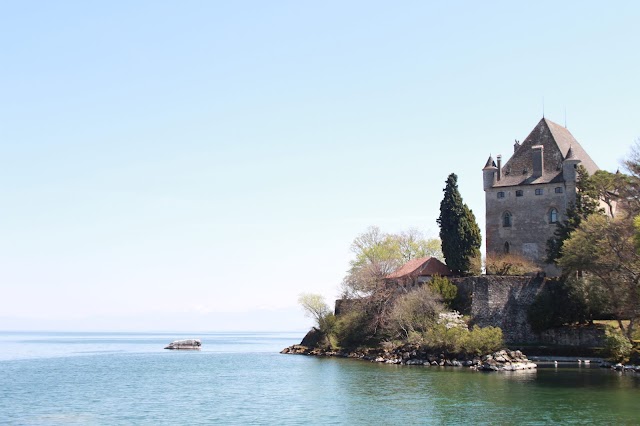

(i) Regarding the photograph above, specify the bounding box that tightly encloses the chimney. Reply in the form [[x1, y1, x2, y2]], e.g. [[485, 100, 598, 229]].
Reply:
[[496, 155, 502, 181], [532, 145, 544, 178]]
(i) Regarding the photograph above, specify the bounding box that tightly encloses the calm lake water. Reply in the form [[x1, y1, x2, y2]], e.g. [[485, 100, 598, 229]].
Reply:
[[1, 331, 639, 425]]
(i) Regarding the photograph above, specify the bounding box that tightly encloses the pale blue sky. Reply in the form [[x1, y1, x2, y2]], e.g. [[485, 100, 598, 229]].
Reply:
[[1, 1, 638, 331]]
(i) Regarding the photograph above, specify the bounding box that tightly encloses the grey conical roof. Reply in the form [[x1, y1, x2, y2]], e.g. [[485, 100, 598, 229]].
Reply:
[[565, 145, 575, 160], [483, 155, 497, 169]]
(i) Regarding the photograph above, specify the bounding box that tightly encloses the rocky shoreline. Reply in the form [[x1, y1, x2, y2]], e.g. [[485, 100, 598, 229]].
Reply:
[[281, 344, 537, 372]]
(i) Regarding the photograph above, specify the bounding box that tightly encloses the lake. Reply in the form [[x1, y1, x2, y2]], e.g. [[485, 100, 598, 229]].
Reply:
[[0, 331, 638, 425]]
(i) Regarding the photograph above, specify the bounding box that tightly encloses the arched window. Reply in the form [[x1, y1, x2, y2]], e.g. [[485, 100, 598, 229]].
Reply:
[[549, 208, 558, 224], [504, 241, 510, 254], [502, 211, 512, 227]]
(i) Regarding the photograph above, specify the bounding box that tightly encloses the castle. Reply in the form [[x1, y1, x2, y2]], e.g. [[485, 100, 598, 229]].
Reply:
[[482, 118, 599, 275]]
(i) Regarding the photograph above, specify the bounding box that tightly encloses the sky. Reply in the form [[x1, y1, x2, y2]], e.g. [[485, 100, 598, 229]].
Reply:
[[1, 1, 639, 332]]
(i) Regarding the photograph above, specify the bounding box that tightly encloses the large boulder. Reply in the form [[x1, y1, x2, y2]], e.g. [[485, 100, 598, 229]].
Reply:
[[300, 328, 323, 347]]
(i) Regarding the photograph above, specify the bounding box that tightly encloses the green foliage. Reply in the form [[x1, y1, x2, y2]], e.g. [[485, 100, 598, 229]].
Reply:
[[603, 327, 633, 362], [335, 310, 373, 348], [395, 229, 444, 263], [422, 323, 503, 356], [424, 323, 467, 353], [566, 277, 612, 322], [463, 326, 504, 356], [319, 313, 337, 336], [342, 226, 442, 298], [428, 275, 457, 309], [622, 138, 640, 216], [527, 277, 610, 333], [546, 165, 602, 264], [558, 214, 640, 340], [437, 173, 482, 275], [527, 279, 580, 333], [298, 293, 332, 332], [590, 170, 633, 218]]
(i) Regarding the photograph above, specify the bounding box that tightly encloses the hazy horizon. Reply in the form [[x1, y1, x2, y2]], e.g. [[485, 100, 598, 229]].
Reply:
[[2, 1, 638, 331]]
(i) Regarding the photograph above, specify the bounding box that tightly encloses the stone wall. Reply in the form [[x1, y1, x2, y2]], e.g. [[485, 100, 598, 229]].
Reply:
[[453, 275, 605, 347], [538, 326, 606, 347]]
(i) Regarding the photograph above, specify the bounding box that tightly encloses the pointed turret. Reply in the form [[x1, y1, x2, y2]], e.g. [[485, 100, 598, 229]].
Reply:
[[483, 155, 498, 190], [483, 155, 497, 169], [565, 146, 575, 160], [562, 144, 581, 183]]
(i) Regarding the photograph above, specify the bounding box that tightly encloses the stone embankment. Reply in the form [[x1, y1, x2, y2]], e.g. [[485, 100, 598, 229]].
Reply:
[[281, 345, 537, 372]]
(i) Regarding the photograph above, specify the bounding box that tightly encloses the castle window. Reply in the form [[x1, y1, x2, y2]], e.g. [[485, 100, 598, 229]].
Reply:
[[516, 190, 523, 197], [504, 242, 510, 254], [535, 188, 543, 195], [502, 211, 512, 227], [555, 187, 563, 194], [549, 208, 558, 224], [497, 191, 505, 199]]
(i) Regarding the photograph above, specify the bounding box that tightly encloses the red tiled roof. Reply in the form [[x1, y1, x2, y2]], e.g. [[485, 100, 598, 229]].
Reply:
[[386, 256, 453, 279]]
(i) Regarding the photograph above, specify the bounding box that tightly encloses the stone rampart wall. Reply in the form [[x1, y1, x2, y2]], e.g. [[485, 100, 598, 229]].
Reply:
[[453, 275, 605, 347]]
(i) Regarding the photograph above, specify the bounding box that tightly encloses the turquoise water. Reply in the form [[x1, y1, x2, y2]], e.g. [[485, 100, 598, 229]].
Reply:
[[1, 332, 639, 425]]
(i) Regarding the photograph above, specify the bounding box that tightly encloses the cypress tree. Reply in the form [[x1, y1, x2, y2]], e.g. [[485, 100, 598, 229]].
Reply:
[[437, 173, 482, 275]]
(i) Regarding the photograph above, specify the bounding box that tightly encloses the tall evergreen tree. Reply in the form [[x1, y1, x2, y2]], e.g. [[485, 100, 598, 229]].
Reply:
[[437, 173, 482, 275]]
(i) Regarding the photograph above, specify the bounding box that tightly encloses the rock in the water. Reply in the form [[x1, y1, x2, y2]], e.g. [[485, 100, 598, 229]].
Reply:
[[164, 339, 201, 350], [300, 328, 322, 347]]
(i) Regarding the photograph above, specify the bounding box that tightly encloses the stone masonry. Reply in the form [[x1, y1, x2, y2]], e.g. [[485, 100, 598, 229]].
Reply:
[[483, 118, 599, 275], [454, 275, 605, 347]]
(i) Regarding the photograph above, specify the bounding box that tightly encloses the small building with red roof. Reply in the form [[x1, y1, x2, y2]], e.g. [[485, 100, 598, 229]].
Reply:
[[385, 256, 453, 288]]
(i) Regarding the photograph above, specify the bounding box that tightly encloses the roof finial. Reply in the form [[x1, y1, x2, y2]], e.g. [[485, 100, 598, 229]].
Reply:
[[542, 96, 545, 118]]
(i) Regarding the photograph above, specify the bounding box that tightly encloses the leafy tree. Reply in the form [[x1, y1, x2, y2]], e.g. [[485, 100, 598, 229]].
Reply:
[[436, 173, 482, 275], [558, 214, 640, 340], [341, 226, 442, 298], [622, 138, 640, 216], [396, 228, 443, 263], [590, 170, 633, 218], [337, 227, 444, 345], [546, 165, 601, 264], [527, 279, 579, 333], [298, 293, 334, 333], [527, 276, 610, 333]]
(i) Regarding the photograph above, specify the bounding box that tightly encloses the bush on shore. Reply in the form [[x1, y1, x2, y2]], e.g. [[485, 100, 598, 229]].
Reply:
[[603, 327, 633, 362]]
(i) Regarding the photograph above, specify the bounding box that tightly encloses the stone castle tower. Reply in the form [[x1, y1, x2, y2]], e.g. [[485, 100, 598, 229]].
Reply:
[[482, 118, 599, 275]]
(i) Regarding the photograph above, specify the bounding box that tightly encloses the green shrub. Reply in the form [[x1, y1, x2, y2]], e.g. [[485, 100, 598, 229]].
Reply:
[[420, 321, 503, 356], [319, 313, 337, 335], [462, 326, 503, 356], [603, 327, 633, 362], [423, 323, 466, 354], [428, 276, 457, 309], [335, 310, 371, 348]]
